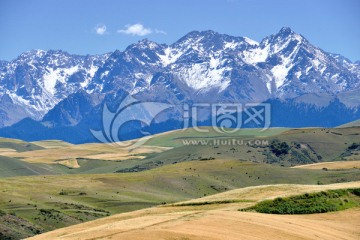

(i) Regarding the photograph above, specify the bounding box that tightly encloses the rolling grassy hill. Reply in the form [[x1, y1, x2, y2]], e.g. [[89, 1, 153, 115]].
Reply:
[[0, 126, 360, 239], [293, 160, 360, 170], [27, 182, 360, 240], [1, 159, 360, 239], [1, 126, 359, 178], [0, 138, 43, 152], [337, 119, 360, 128], [0, 156, 65, 178]]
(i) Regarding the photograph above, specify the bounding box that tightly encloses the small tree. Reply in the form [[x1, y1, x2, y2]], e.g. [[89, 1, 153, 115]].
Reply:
[[348, 143, 360, 150], [270, 140, 290, 156]]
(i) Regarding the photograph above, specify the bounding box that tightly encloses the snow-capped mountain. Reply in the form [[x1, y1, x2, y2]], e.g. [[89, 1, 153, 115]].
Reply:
[[88, 27, 360, 104], [0, 27, 359, 140], [0, 50, 109, 126], [258, 28, 360, 98]]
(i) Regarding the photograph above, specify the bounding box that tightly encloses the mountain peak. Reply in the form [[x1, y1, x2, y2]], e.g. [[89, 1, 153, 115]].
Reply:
[[262, 27, 304, 46], [272, 27, 304, 41], [279, 27, 294, 35], [178, 30, 216, 41], [17, 49, 46, 60], [199, 30, 217, 36], [174, 29, 249, 52], [128, 38, 160, 50], [137, 38, 153, 44]]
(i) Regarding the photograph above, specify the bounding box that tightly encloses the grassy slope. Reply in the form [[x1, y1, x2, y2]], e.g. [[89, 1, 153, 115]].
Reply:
[[28, 182, 360, 240], [30, 140, 73, 149], [0, 159, 360, 238], [337, 119, 360, 128], [0, 127, 360, 238], [83, 126, 360, 174], [273, 127, 360, 162], [0, 156, 67, 178], [144, 127, 360, 168], [0, 138, 43, 152], [293, 160, 360, 170], [1, 127, 359, 178], [0, 142, 168, 165]]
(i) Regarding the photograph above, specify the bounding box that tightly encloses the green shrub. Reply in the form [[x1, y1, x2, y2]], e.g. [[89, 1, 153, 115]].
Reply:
[[348, 142, 360, 150], [350, 188, 360, 196], [269, 140, 290, 156], [241, 188, 360, 214], [59, 190, 68, 195]]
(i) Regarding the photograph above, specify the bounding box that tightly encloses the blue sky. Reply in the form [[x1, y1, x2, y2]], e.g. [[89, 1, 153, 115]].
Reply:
[[0, 0, 359, 61]]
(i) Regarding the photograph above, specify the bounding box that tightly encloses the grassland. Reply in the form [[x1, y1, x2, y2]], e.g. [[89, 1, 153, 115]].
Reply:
[[0, 138, 43, 152], [1, 127, 360, 176], [146, 127, 360, 167], [1, 126, 360, 239], [0, 142, 169, 165], [0, 159, 359, 238], [337, 119, 360, 128], [0, 155, 65, 178], [27, 182, 360, 240], [293, 160, 360, 170], [30, 140, 73, 149]]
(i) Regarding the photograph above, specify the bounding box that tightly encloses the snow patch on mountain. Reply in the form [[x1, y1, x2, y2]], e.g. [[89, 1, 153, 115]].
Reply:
[[242, 45, 270, 64], [157, 47, 184, 67], [175, 62, 231, 92], [43, 66, 79, 94], [271, 64, 291, 88], [244, 37, 259, 46], [224, 41, 239, 50]]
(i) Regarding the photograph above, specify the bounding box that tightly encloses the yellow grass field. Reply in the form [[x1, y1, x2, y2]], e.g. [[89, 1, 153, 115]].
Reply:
[[293, 160, 360, 170], [0, 148, 16, 154], [28, 182, 360, 240], [0, 142, 171, 165], [31, 140, 73, 149]]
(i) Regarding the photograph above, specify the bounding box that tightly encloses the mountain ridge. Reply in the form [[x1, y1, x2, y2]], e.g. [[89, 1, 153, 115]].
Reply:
[[0, 27, 359, 142]]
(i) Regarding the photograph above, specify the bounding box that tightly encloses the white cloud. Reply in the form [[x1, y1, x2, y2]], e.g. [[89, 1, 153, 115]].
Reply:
[[94, 24, 107, 35], [117, 23, 166, 36], [155, 29, 167, 35]]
